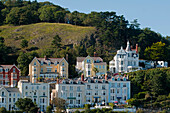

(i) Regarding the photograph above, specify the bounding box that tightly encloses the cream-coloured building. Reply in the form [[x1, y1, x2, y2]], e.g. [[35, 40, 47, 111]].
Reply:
[[0, 87, 21, 111], [0, 80, 50, 112], [76, 56, 107, 77], [29, 56, 68, 83], [18, 80, 50, 112]]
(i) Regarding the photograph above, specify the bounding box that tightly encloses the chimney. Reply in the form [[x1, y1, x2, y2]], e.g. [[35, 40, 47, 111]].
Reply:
[[94, 52, 97, 57], [44, 56, 47, 60], [57, 78, 59, 84], [81, 74, 84, 81], [105, 74, 108, 80], [136, 44, 138, 53]]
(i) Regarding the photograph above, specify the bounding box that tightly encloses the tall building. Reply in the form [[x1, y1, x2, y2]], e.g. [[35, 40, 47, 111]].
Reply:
[[0, 80, 50, 112], [76, 56, 107, 77], [109, 41, 141, 73], [29, 56, 68, 83], [0, 65, 20, 87], [51, 74, 130, 108]]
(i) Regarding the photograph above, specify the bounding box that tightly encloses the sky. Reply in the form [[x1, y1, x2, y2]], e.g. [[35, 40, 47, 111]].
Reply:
[[38, 0, 170, 37]]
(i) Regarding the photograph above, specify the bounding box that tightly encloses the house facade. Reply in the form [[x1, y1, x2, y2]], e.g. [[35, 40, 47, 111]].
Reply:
[[109, 41, 141, 73], [76, 56, 107, 77], [0, 65, 20, 87], [29, 56, 68, 83], [51, 74, 130, 108]]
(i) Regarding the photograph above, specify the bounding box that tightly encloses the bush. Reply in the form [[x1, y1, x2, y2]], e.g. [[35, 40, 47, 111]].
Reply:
[[136, 109, 144, 113], [0, 107, 7, 113], [84, 104, 91, 109]]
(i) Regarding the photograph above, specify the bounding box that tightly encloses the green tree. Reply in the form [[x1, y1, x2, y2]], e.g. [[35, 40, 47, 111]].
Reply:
[[51, 34, 62, 48], [20, 39, 28, 48], [46, 105, 53, 113], [0, 107, 7, 113], [144, 41, 167, 61], [92, 67, 99, 76], [0, 37, 8, 63], [52, 97, 68, 113], [15, 98, 38, 113]]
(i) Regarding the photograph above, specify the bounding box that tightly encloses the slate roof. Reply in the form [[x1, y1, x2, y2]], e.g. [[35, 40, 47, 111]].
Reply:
[[36, 58, 63, 64], [77, 57, 103, 62], [5, 87, 20, 92]]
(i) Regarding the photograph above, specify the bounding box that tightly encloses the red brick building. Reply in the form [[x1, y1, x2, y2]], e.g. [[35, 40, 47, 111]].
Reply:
[[0, 65, 20, 87]]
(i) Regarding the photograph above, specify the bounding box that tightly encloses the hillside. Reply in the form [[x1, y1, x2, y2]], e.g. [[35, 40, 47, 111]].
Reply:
[[0, 23, 96, 50]]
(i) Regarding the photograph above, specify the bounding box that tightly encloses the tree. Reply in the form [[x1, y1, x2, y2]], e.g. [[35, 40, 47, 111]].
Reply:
[[21, 39, 28, 48], [15, 98, 38, 113], [0, 37, 8, 63], [0, 107, 7, 113], [51, 34, 62, 48], [46, 105, 53, 113], [144, 41, 167, 61], [92, 67, 99, 76], [52, 97, 68, 113]]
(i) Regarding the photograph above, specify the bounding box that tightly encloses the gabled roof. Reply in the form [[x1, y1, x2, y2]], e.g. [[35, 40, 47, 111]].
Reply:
[[77, 56, 103, 62], [0, 87, 20, 93], [31, 57, 67, 64], [0, 64, 20, 71]]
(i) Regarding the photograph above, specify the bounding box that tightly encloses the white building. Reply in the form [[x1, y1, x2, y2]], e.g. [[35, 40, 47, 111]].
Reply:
[[0, 87, 21, 111], [109, 41, 141, 73], [51, 74, 130, 108], [0, 80, 50, 112]]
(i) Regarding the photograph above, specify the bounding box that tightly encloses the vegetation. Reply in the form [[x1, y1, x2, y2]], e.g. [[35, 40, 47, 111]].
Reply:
[[127, 67, 170, 109], [52, 97, 68, 113], [15, 98, 39, 113], [46, 105, 53, 113], [0, 107, 7, 113]]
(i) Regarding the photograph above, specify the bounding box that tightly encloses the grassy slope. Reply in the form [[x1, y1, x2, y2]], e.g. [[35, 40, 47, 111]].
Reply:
[[0, 23, 96, 50]]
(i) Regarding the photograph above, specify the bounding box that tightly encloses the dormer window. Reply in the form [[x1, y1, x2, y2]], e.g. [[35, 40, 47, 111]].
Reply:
[[41, 61, 43, 65], [5, 69, 8, 72], [70, 80, 73, 84], [48, 61, 51, 66], [55, 61, 58, 66], [62, 62, 64, 66], [34, 62, 36, 66], [87, 59, 91, 63], [95, 80, 98, 83], [78, 81, 81, 84], [117, 78, 120, 81], [123, 78, 126, 81], [88, 80, 91, 83], [62, 80, 65, 84], [102, 80, 105, 83], [112, 78, 115, 81], [96, 59, 100, 63], [13, 68, 15, 73]]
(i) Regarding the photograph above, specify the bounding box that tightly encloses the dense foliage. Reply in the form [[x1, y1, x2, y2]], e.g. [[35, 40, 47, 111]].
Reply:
[[127, 68, 170, 109], [0, 0, 169, 77]]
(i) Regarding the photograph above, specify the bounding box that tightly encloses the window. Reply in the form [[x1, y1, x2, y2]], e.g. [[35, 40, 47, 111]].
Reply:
[[95, 91, 98, 95], [88, 71, 90, 75], [13, 68, 15, 73], [103, 91, 106, 95], [87, 85, 91, 89], [112, 96, 114, 100], [17, 93, 20, 97], [5, 69, 8, 72], [26, 86, 28, 89], [9, 98, 11, 102], [70, 93, 73, 97], [117, 89, 120, 93], [121, 67, 123, 71], [43, 98, 45, 103], [41, 68, 43, 72], [121, 61, 124, 65], [103, 65, 105, 69], [99, 65, 101, 69], [34, 62, 36, 66], [70, 86, 73, 90], [96, 65, 98, 68], [62, 62, 64, 66], [9, 93, 11, 97], [13, 98, 15, 102], [95, 85, 98, 89], [2, 98, 4, 103], [111, 89, 115, 93], [111, 83, 115, 87], [0, 74, 3, 79], [77, 93, 81, 97], [47, 68, 51, 72], [0, 69, 2, 72], [123, 83, 126, 87], [32, 86, 34, 90], [102, 85, 105, 89], [43, 86, 46, 90], [13, 93, 15, 97], [87, 59, 91, 63], [34, 67, 36, 72], [88, 65, 91, 68], [62, 67, 64, 71], [128, 53, 130, 57], [62, 86, 65, 90], [2, 92, 4, 96], [77, 86, 80, 91], [76, 100, 80, 104], [134, 61, 136, 66], [48, 61, 51, 66], [70, 100, 73, 104], [117, 83, 120, 87], [124, 96, 126, 100], [34, 92, 36, 95], [41, 61, 43, 65], [55, 62, 57, 65], [124, 89, 127, 94], [5, 74, 8, 79], [55, 68, 57, 72], [43, 92, 45, 96], [34, 98, 36, 102], [37, 86, 39, 90], [25, 92, 28, 96]]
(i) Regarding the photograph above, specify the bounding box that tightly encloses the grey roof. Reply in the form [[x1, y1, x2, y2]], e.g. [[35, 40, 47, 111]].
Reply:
[[5, 87, 20, 92], [37, 58, 63, 64], [77, 57, 103, 62]]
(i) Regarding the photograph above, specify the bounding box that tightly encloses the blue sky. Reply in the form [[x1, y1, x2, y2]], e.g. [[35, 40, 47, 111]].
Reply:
[[38, 0, 170, 37]]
